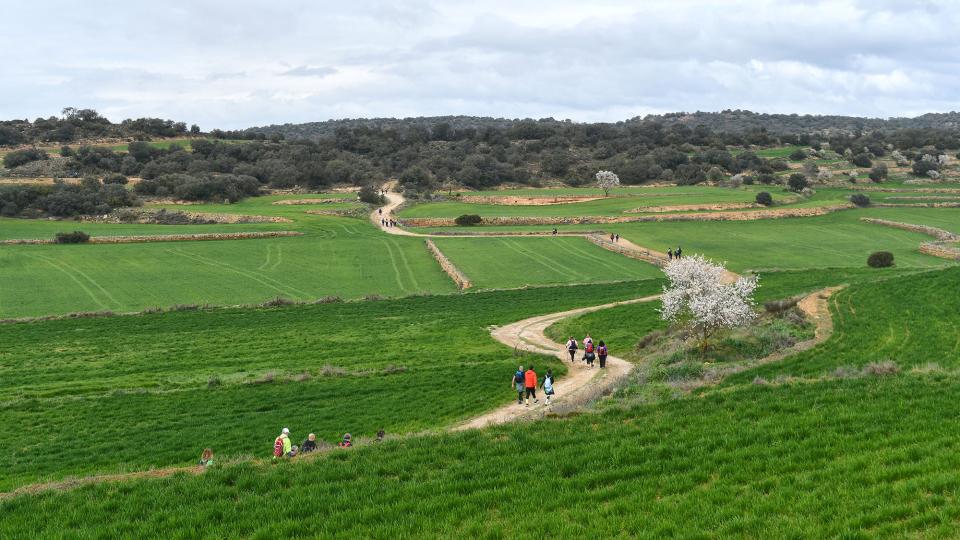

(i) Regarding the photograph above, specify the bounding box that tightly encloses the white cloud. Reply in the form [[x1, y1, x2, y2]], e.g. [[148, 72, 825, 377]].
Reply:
[[0, 0, 958, 128]]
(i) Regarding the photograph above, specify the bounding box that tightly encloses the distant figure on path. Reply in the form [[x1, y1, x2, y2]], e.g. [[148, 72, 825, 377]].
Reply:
[[610, 233, 615, 242], [199, 448, 214, 466], [667, 248, 673, 260], [302, 433, 318, 453], [524, 366, 539, 406], [566, 337, 578, 362], [376, 428, 385, 443], [338, 433, 353, 448], [615, 234, 620, 242], [584, 338, 595, 368], [512, 366, 526, 404], [676, 247, 682, 259], [597, 341, 608, 369], [552, 228, 558, 236], [541, 368, 555, 405], [274, 427, 292, 459]]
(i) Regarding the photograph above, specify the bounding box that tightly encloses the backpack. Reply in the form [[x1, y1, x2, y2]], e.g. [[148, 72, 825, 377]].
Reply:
[[585, 342, 594, 353], [567, 340, 577, 350], [514, 371, 524, 384], [273, 436, 284, 457], [598, 345, 607, 356]]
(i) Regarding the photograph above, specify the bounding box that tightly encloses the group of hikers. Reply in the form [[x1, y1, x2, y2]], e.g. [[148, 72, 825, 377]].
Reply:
[[272, 427, 385, 459], [377, 208, 397, 227], [565, 334, 609, 368], [511, 365, 556, 406], [667, 246, 683, 260], [608, 233, 620, 243]]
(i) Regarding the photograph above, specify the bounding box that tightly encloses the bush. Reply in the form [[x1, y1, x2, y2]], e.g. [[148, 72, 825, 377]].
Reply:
[[454, 214, 482, 226], [867, 251, 894, 268], [53, 231, 91, 244], [755, 191, 773, 206], [868, 163, 888, 183], [787, 173, 809, 193], [103, 173, 128, 185], [3, 148, 48, 168], [849, 193, 871, 207], [850, 153, 873, 168], [358, 184, 385, 205], [788, 148, 807, 161]]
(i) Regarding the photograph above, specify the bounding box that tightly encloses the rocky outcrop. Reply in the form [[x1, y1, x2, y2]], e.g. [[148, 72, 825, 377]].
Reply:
[[424, 239, 472, 290]]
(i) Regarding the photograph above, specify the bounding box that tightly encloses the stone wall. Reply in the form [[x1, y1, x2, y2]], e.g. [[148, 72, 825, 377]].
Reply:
[[424, 239, 472, 290], [1, 231, 303, 245]]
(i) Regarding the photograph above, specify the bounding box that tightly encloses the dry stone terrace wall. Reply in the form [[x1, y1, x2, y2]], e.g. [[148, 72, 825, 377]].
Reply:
[[456, 195, 605, 205], [624, 202, 759, 213], [424, 239, 472, 290], [0, 231, 303, 245], [861, 217, 960, 262]]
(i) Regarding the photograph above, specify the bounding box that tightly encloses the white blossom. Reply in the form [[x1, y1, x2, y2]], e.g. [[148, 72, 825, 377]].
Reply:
[[595, 170, 620, 196], [927, 170, 941, 180], [938, 154, 950, 166], [891, 150, 910, 166], [660, 255, 758, 352], [817, 170, 833, 181]]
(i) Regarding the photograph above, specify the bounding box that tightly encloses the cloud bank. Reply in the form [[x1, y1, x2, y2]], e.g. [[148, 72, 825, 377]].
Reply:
[[1, 0, 958, 129]]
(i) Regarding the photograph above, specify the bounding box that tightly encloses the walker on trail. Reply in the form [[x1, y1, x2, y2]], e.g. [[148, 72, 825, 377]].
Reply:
[[512, 366, 525, 404], [566, 337, 578, 362], [524, 366, 539, 406], [541, 369, 555, 405], [597, 341, 608, 369], [584, 339, 596, 368]]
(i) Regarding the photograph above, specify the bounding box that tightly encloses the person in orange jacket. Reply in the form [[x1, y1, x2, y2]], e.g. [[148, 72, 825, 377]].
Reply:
[[524, 366, 539, 406]]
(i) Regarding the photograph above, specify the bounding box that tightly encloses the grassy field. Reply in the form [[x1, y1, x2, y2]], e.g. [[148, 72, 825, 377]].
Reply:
[[5, 373, 960, 537], [433, 236, 663, 288], [418, 207, 960, 272], [0, 280, 663, 491]]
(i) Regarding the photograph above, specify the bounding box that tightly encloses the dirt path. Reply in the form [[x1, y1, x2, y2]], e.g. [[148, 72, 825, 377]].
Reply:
[[454, 294, 662, 430]]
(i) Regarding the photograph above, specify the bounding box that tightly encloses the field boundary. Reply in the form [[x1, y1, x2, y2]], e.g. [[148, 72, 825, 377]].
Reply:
[[0, 231, 303, 245], [424, 239, 472, 290], [860, 217, 960, 261]]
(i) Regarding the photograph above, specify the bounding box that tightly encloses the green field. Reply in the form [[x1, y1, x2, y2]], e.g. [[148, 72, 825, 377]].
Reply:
[[433, 236, 663, 288], [0, 280, 663, 491]]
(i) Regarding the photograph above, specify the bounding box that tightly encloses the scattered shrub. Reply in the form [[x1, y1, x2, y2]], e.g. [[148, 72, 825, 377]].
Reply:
[[2, 148, 48, 168], [53, 231, 90, 244], [207, 376, 223, 388], [862, 361, 900, 376], [867, 251, 894, 268], [260, 296, 296, 307], [868, 163, 888, 183], [455, 214, 482, 226], [787, 173, 809, 193], [358, 185, 385, 205], [788, 148, 807, 161], [314, 296, 343, 304], [755, 191, 773, 206], [103, 173, 129, 185], [850, 153, 873, 168], [849, 193, 871, 207]]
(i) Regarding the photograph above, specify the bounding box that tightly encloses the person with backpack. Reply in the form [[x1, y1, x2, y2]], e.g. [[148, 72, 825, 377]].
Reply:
[[676, 246, 682, 259], [565, 337, 578, 362], [524, 366, 539, 406], [198, 448, 214, 467], [511, 366, 525, 404], [667, 248, 673, 261], [338, 433, 352, 448], [597, 340, 608, 369], [584, 339, 596, 368], [541, 368, 555, 405], [274, 427, 292, 459]]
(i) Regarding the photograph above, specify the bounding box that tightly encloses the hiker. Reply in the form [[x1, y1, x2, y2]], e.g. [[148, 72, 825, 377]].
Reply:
[[199, 448, 214, 466], [376, 429, 385, 443], [512, 366, 525, 404], [615, 234, 620, 242], [541, 368, 555, 405], [610, 233, 615, 242], [378, 208, 382, 215], [566, 337, 578, 362], [302, 433, 318, 453], [552, 228, 558, 236], [597, 340, 608, 369], [274, 427, 292, 459], [667, 248, 673, 260], [584, 338, 596, 368], [338, 433, 353, 448], [524, 366, 539, 406], [676, 246, 682, 259]]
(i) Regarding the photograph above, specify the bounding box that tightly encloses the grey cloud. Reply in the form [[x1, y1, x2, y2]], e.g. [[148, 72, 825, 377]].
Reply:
[[282, 66, 338, 77]]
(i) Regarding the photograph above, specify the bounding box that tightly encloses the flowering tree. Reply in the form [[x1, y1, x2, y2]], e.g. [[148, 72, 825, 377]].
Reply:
[[660, 255, 758, 354], [595, 170, 620, 197]]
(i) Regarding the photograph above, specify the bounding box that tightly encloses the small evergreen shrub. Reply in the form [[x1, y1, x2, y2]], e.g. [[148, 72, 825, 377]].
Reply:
[[849, 193, 871, 207], [867, 251, 894, 268], [53, 231, 90, 244], [455, 214, 482, 226], [755, 192, 773, 206]]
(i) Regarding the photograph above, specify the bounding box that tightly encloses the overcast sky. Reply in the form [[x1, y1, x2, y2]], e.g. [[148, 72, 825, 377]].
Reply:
[[2, 0, 958, 129]]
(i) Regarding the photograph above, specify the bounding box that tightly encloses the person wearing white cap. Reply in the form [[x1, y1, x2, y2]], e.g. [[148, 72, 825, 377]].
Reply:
[[273, 427, 292, 458]]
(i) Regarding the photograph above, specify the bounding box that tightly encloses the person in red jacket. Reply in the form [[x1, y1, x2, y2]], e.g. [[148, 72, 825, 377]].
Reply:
[[524, 366, 539, 406]]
